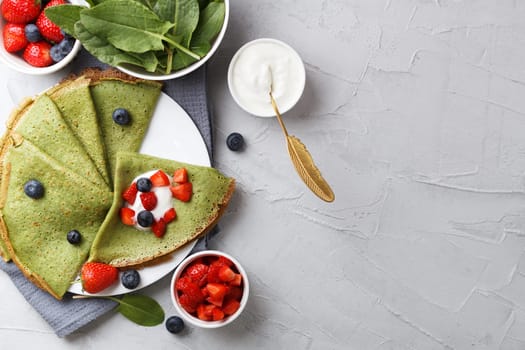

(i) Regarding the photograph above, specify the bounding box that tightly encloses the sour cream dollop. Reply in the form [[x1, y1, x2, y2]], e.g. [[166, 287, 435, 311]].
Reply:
[[227, 38, 306, 117]]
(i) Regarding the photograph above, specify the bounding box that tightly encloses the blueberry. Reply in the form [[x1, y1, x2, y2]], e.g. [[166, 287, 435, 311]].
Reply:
[[121, 269, 140, 289], [112, 108, 131, 125], [226, 132, 244, 151], [136, 177, 152, 192], [165, 316, 185, 334], [137, 210, 154, 227], [50, 38, 75, 62], [23, 179, 44, 199], [66, 230, 81, 244], [24, 24, 41, 43]]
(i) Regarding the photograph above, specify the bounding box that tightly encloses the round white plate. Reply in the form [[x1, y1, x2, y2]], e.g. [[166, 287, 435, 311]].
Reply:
[[68, 92, 211, 296]]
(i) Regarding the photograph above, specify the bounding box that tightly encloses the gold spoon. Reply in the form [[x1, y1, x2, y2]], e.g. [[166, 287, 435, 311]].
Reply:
[[268, 70, 335, 202]]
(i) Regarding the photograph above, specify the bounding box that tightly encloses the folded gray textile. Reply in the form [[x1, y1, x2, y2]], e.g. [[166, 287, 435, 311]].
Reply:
[[0, 49, 215, 337]]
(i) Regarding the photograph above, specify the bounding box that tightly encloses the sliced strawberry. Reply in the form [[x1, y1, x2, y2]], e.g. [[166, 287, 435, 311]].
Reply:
[[225, 286, 243, 301], [230, 273, 242, 287], [122, 182, 138, 204], [178, 293, 197, 313], [150, 170, 170, 187], [206, 282, 229, 306], [170, 182, 192, 202], [151, 218, 166, 238], [196, 304, 215, 321], [140, 191, 157, 211], [175, 276, 192, 292], [218, 265, 236, 282], [207, 262, 222, 283], [186, 262, 209, 287], [3, 23, 28, 53], [163, 207, 177, 223], [119, 207, 135, 226], [173, 168, 188, 184], [222, 299, 241, 316], [212, 307, 225, 321], [217, 256, 234, 267], [177, 277, 204, 305], [80, 262, 118, 294]]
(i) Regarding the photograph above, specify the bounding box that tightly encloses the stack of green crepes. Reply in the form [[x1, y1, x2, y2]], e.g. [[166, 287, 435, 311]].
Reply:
[[0, 69, 235, 300]]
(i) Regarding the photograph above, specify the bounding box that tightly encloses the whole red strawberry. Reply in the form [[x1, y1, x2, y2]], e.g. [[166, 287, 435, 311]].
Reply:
[[3, 23, 28, 52], [22, 40, 52, 67], [1, 0, 41, 24], [80, 262, 119, 294], [35, 0, 65, 43]]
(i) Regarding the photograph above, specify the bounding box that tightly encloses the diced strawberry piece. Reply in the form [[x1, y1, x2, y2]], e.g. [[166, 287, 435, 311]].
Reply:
[[178, 279, 205, 305], [207, 262, 222, 283], [170, 182, 192, 202], [197, 304, 213, 321], [178, 293, 197, 313], [186, 262, 209, 287], [122, 182, 138, 204], [140, 192, 157, 211], [173, 168, 188, 184], [222, 299, 240, 316], [218, 265, 236, 282], [212, 307, 225, 321], [230, 273, 242, 287], [151, 218, 166, 238], [206, 282, 228, 306], [201, 286, 209, 298], [119, 207, 135, 226], [175, 276, 191, 292], [150, 170, 170, 186], [163, 207, 177, 223], [225, 286, 243, 301], [217, 256, 234, 267]]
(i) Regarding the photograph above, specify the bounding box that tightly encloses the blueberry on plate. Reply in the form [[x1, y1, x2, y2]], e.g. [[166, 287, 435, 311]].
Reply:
[[121, 269, 140, 289], [165, 316, 185, 334], [226, 132, 244, 151], [137, 210, 154, 227], [24, 24, 41, 42], [66, 229, 81, 244], [112, 108, 131, 125], [23, 179, 44, 199], [136, 177, 152, 192]]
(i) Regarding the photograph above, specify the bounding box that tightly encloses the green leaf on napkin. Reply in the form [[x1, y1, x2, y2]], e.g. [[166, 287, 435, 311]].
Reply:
[[111, 294, 165, 327]]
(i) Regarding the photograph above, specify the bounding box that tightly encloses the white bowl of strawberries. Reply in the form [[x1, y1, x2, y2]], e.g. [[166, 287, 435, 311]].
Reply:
[[171, 250, 249, 329], [0, 0, 82, 74]]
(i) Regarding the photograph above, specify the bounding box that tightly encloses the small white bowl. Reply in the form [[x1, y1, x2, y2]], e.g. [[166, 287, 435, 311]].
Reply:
[[227, 38, 306, 117], [170, 250, 249, 328], [117, 0, 230, 80], [0, 0, 83, 75]]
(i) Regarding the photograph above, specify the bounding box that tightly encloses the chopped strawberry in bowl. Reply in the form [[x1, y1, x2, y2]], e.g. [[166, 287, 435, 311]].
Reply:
[[170, 250, 249, 328], [0, 0, 82, 75]]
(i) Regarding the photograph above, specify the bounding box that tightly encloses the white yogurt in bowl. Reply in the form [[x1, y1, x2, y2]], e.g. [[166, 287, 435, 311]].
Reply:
[[227, 38, 306, 117]]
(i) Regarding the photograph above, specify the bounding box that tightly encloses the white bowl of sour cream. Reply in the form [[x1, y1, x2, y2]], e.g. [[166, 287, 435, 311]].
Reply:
[[227, 38, 306, 117]]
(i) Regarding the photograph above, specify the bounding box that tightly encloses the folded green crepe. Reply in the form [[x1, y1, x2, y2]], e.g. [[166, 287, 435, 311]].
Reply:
[[84, 69, 162, 185], [89, 152, 235, 267], [46, 76, 111, 187], [0, 140, 112, 300], [7, 94, 108, 189]]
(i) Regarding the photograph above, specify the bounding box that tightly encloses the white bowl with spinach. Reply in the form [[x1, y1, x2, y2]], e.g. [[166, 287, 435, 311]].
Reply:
[[46, 0, 229, 80]]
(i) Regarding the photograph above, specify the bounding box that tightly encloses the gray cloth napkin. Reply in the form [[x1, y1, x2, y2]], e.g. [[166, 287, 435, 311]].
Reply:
[[0, 49, 215, 337]]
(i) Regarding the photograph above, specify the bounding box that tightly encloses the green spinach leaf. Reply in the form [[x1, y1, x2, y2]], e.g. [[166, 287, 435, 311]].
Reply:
[[111, 294, 165, 327], [80, 0, 174, 53], [154, 0, 200, 47], [191, 1, 225, 45]]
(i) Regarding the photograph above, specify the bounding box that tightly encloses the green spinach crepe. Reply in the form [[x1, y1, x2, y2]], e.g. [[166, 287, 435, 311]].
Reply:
[[0, 141, 112, 300], [89, 152, 235, 267]]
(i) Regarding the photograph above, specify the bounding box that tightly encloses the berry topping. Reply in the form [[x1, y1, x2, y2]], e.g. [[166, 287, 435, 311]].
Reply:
[[122, 182, 138, 204], [80, 262, 118, 294], [140, 191, 157, 211], [24, 23, 41, 42], [23, 179, 44, 199], [1, 0, 41, 24], [119, 207, 135, 226], [173, 168, 188, 184], [150, 170, 170, 187], [3, 23, 28, 53], [137, 210, 154, 227], [66, 229, 81, 244], [50, 37, 74, 62], [151, 218, 167, 238], [226, 132, 244, 151], [165, 316, 185, 334], [163, 207, 177, 223], [112, 108, 131, 125], [136, 177, 152, 192], [22, 40, 53, 67], [170, 182, 192, 202], [120, 269, 140, 289]]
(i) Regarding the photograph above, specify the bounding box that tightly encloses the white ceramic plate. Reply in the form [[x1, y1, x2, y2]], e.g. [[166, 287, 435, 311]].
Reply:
[[68, 92, 211, 296]]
